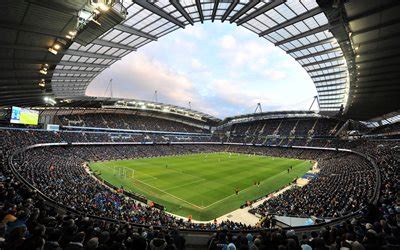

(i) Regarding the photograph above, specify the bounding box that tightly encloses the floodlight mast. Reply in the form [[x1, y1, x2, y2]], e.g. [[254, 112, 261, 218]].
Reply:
[[254, 103, 263, 113], [103, 78, 113, 98], [309, 96, 320, 110], [154, 90, 158, 102]]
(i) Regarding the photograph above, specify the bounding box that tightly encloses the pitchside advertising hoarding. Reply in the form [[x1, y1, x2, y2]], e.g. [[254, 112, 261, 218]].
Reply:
[[10, 106, 39, 125]]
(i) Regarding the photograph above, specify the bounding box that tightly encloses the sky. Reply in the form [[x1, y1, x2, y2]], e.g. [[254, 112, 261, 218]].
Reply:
[[86, 22, 317, 118]]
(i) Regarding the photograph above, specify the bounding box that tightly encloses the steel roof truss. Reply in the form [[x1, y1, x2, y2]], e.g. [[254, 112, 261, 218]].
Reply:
[[259, 7, 322, 37]]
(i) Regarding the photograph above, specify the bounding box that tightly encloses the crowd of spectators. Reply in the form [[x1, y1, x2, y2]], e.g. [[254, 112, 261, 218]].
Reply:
[[229, 118, 344, 138], [368, 121, 400, 136], [59, 113, 208, 133], [5, 134, 379, 224], [249, 154, 376, 218], [0, 124, 399, 249]]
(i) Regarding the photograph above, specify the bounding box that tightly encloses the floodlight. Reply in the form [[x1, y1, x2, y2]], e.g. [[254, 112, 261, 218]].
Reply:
[[44, 97, 57, 105], [48, 47, 58, 55], [98, 3, 110, 11], [38, 79, 46, 88]]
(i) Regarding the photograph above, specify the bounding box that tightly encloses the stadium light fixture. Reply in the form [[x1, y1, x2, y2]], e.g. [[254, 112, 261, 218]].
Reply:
[[44, 96, 57, 105], [97, 3, 110, 11], [78, 9, 93, 23], [53, 44, 61, 50], [38, 79, 46, 88], [356, 54, 360, 58], [48, 47, 58, 55], [40, 64, 49, 75]]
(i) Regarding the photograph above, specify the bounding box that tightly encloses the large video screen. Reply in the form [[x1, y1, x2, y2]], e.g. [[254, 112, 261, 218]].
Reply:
[[10, 106, 39, 125]]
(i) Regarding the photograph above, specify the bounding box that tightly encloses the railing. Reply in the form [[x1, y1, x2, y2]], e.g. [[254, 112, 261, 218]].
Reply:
[[62, 125, 212, 136]]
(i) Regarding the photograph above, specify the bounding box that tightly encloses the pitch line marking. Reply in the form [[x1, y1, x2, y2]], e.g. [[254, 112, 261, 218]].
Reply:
[[99, 155, 311, 212], [202, 161, 307, 209], [132, 168, 158, 180], [131, 176, 205, 209], [164, 167, 206, 181], [164, 178, 206, 192]]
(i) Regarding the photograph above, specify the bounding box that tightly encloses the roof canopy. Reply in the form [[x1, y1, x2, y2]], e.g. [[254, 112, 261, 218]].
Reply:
[[1, 0, 399, 121]]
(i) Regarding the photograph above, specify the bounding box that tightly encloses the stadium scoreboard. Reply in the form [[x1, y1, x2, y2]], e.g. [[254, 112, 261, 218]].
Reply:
[[10, 106, 39, 125]]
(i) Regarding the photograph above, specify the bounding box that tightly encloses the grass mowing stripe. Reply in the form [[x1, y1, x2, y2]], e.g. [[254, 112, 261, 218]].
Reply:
[[90, 152, 312, 220], [164, 179, 207, 192], [202, 161, 302, 209], [128, 176, 204, 209]]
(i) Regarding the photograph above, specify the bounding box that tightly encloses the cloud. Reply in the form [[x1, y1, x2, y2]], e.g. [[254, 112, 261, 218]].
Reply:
[[86, 22, 315, 118], [219, 35, 237, 49], [191, 58, 207, 71], [88, 53, 193, 104], [261, 69, 287, 80], [210, 79, 280, 110], [217, 36, 279, 69], [181, 25, 207, 40], [86, 53, 220, 116]]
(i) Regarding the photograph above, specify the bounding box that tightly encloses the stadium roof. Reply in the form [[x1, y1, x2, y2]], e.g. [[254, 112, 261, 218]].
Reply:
[[0, 0, 86, 107], [46, 96, 222, 123], [337, 0, 400, 120], [1, 0, 399, 121], [221, 110, 329, 126]]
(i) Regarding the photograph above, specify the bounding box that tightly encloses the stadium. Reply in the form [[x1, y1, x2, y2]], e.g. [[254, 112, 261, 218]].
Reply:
[[0, 0, 399, 249]]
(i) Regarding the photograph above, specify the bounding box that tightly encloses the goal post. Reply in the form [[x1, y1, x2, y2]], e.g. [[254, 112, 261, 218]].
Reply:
[[126, 168, 135, 178], [112, 166, 135, 179], [122, 167, 135, 179]]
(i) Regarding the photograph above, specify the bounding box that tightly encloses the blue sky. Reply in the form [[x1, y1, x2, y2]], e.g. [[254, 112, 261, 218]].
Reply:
[[86, 22, 317, 118]]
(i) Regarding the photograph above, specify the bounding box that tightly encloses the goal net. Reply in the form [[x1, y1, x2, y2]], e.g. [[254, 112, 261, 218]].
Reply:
[[113, 166, 135, 179]]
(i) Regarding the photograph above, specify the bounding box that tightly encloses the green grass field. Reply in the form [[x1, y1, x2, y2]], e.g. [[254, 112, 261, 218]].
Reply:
[[89, 152, 312, 221]]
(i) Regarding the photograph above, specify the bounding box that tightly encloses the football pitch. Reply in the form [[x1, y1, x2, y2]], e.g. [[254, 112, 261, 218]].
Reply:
[[89, 152, 312, 221]]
